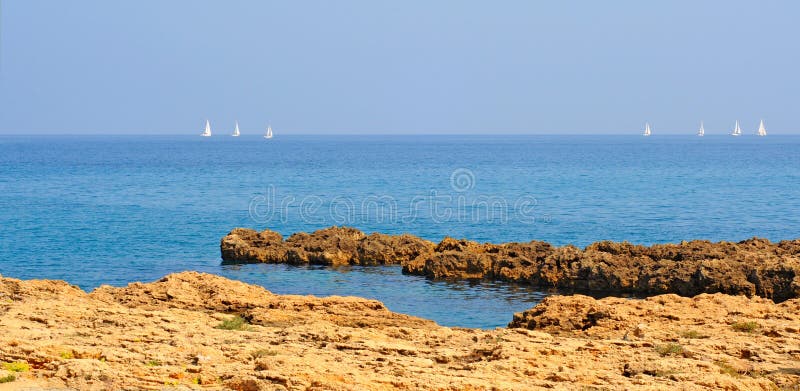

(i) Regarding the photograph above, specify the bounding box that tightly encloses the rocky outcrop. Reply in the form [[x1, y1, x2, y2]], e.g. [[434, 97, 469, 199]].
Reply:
[[221, 226, 435, 266], [222, 228, 800, 302], [508, 294, 617, 333], [407, 237, 800, 302], [1, 272, 799, 390], [358, 233, 435, 266], [219, 227, 287, 264]]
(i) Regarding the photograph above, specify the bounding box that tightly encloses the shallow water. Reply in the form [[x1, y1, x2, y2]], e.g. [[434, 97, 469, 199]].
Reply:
[[1, 135, 798, 328], [215, 264, 548, 329]]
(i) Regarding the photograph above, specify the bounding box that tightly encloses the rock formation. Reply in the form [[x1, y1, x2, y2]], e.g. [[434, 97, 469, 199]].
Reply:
[[221, 226, 435, 266], [221, 227, 800, 301], [1, 272, 799, 390]]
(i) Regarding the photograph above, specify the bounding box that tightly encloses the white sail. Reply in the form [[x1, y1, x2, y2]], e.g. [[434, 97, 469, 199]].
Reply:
[[757, 119, 767, 136], [232, 121, 240, 137], [697, 121, 705, 136], [264, 124, 273, 139], [201, 120, 212, 137], [643, 122, 651, 136], [731, 120, 741, 136]]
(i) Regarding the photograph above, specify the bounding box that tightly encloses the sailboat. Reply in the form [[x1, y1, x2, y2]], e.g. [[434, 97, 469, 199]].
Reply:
[[232, 121, 240, 137], [731, 120, 742, 136], [643, 122, 651, 136], [756, 120, 767, 136], [264, 124, 273, 139], [697, 121, 705, 137], [201, 120, 212, 137]]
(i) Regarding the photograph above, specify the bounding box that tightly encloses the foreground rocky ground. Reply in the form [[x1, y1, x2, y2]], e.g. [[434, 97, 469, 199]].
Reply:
[[221, 226, 800, 301], [1, 271, 799, 390]]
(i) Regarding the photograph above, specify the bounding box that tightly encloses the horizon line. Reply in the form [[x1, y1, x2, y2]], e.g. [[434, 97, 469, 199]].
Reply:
[[0, 132, 797, 137]]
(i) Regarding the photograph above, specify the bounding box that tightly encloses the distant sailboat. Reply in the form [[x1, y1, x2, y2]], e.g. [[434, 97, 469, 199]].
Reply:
[[232, 121, 240, 137], [264, 124, 273, 139], [731, 120, 742, 136], [757, 119, 767, 136], [201, 120, 212, 137], [643, 122, 651, 136], [697, 121, 705, 137]]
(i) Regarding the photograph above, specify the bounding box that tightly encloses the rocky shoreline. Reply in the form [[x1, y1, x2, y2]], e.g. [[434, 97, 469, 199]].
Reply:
[[221, 226, 800, 301], [1, 271, 799, 390]]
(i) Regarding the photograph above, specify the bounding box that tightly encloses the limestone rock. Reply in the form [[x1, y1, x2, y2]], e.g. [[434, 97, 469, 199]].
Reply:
[[357, 233, 434, 265], [508, 295, 618, 334], [222, 227, 800, 301], [1, 272, 799, 389], [221, 226, 434, 267]]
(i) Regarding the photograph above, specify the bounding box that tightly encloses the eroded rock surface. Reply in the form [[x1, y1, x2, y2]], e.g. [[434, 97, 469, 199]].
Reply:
[[221, 226, 435, 266], [0, 272, 798, 390], [222, 228, 800, 301], [408, 237, 800, 301]]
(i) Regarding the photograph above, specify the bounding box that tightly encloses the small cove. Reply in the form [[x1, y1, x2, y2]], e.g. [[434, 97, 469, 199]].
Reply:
[[214, 263, 552, 329]]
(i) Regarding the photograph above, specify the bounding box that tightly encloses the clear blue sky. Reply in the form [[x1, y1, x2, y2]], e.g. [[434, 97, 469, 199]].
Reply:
[[1, 0, 798, 134]]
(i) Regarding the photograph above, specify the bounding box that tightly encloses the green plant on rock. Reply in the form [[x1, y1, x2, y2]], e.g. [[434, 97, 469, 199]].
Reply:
[[680, 330, 708, 339], [655, 343, 684, 357], [145, 359, 162, 367], [715, 360, 741, 377], [2, 361, 29, 372], [0, 374, 15, 383], [731, 321, 760, 333], [59, 351, 74, 359], [215, 315, 251, 331]]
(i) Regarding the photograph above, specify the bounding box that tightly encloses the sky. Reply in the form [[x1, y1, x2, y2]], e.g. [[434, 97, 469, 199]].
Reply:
[[0, 0, 798, 135]]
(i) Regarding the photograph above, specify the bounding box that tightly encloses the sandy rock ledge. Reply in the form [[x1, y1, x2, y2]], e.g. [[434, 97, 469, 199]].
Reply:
[[0, 271, 798, 390]]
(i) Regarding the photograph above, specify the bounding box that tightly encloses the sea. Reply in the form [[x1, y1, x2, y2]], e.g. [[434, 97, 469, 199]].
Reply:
[[1, 134, 798, 328]]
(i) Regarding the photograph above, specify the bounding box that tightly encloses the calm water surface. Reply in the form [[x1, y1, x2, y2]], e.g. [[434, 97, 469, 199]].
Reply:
[[1, 135, 798, 328]]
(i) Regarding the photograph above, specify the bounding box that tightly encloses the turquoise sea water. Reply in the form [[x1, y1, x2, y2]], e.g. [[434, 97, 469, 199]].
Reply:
[[1, 135, 798, 328]]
